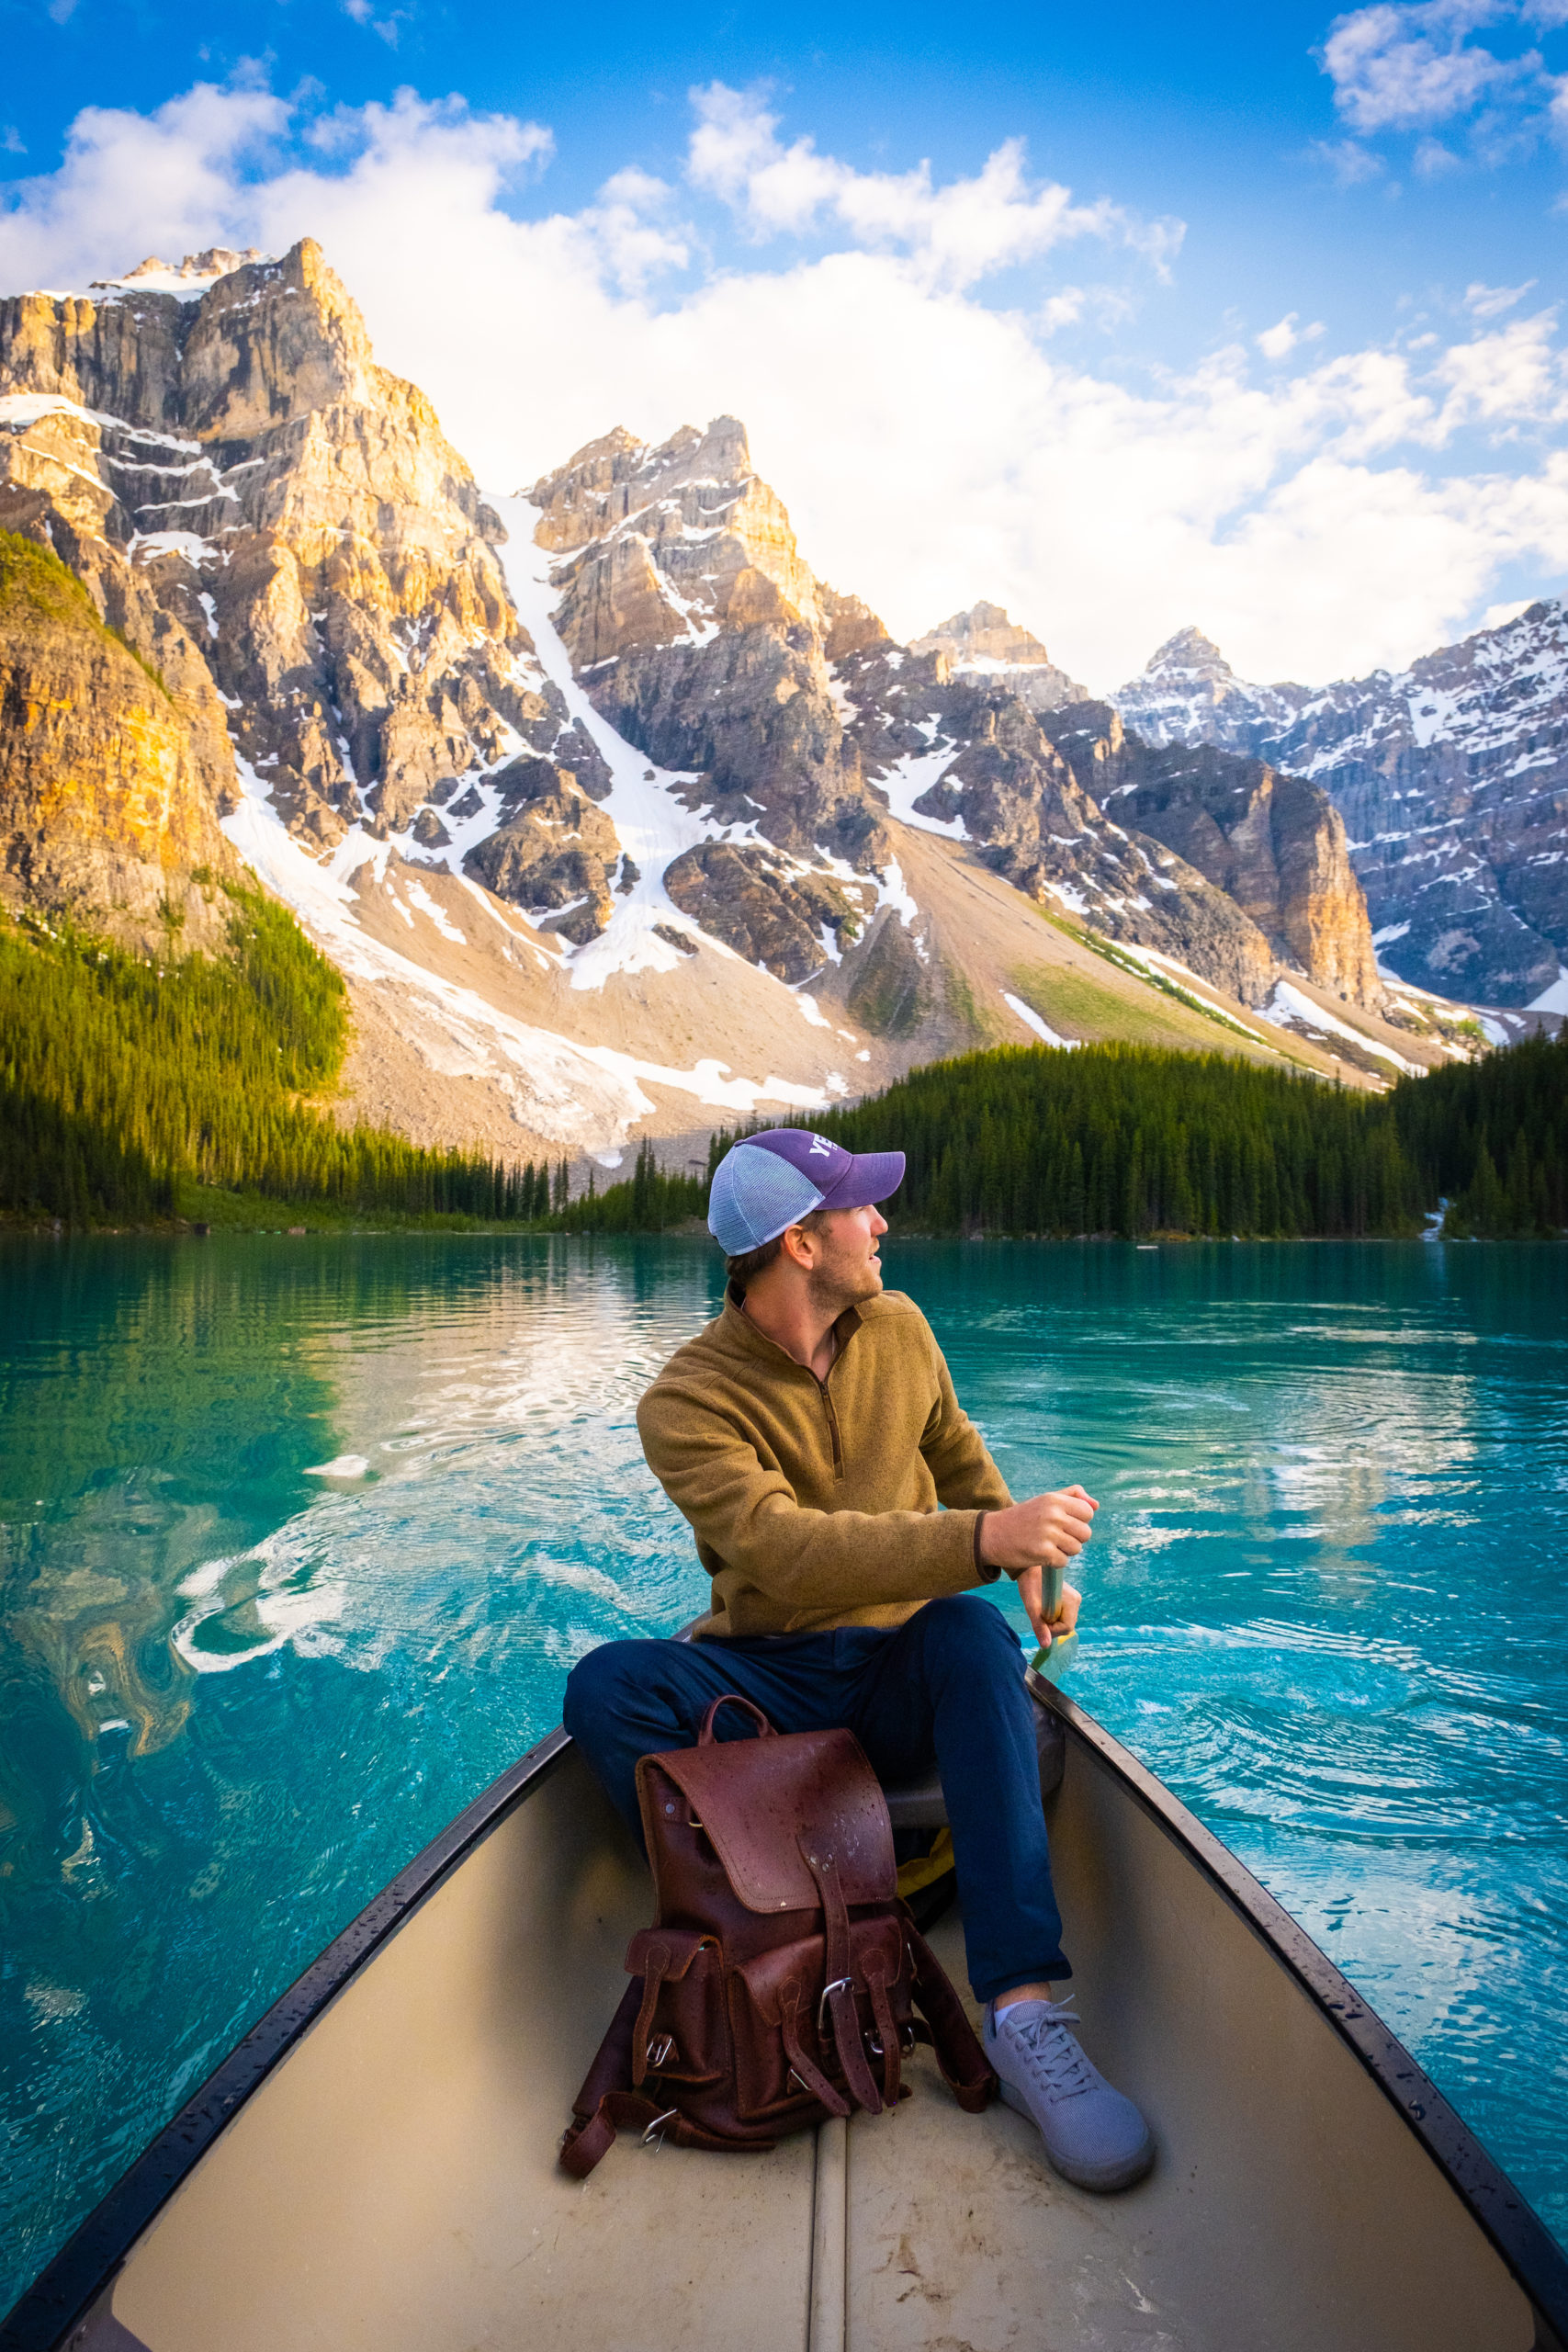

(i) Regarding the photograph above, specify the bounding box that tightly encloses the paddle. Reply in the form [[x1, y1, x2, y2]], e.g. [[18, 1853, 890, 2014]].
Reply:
[[1029, 1563, 1078, 1685]]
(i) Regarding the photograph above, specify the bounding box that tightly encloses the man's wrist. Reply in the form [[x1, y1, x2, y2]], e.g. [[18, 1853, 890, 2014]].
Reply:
[[973, 1510, 1002, 1581]]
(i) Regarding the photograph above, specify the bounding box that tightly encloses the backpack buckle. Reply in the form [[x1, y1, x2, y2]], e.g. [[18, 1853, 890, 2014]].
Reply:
[[641, 2107, 679, 2151], [817, 1975, 853, 2039]]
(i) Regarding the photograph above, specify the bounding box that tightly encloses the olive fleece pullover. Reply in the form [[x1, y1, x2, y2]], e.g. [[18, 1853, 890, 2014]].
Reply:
[[636, 1285, 1015, 1638]]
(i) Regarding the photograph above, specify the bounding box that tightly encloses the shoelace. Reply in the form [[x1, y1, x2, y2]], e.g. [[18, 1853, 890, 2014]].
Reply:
[[998, 2000, 1098, 2102]]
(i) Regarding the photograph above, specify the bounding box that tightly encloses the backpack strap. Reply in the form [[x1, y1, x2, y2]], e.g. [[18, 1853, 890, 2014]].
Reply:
[[861, 1942, 903, 2109], [777, 1973, 850, 2117], [902, 1914, 998, 2116], [801, 1838, 884, 2116], [559, 1976, 758, 2177]]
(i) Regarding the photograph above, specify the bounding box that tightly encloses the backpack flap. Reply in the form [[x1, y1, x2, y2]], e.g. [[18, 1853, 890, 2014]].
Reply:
[[649, 1724, 896, 1914]]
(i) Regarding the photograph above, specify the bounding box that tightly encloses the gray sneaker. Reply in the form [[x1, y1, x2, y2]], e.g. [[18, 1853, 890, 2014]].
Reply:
[[983, 1997, 1154, 2192]]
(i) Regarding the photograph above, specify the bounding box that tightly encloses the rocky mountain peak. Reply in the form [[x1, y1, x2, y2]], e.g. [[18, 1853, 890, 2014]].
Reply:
[[1, 235, 550, 854], [1145, 626, 1229, 677], [913, 601, 1055, 668], [908, 599, 1087, 714], [178, 239, 383, 439], [532, 414, 826, 670], [1112, 604, 1568, 1005], [91, 248, 269, 298]]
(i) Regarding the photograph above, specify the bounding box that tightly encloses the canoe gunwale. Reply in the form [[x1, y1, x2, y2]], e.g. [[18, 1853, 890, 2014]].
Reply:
[[4, 1690, 1566, 2350], [1035, 1677, 1568, 2349], [0, 1728, 574, 2352]]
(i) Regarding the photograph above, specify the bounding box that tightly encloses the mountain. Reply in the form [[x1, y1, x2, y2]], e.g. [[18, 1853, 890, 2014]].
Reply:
[[908, 601, 1089, 713], [0, 241, 1466, 1178], [834, 644, 1381, 1012], [1113, 615, 1568, 1010], [0, 530, 238, 947]]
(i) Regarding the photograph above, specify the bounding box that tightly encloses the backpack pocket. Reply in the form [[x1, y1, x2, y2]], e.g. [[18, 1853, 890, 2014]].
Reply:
[[625, 1927, 725, 2086], [728, 1935, 836, 2120]]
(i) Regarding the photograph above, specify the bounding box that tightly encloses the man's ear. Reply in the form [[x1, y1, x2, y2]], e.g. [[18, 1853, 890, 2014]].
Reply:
[[780, 1221, 817, 1270]]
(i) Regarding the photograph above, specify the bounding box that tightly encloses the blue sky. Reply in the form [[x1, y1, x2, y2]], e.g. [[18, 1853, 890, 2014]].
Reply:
[[4, 1, 1568, 685]]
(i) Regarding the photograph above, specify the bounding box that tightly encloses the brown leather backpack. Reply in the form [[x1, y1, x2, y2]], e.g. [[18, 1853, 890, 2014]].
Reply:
[[560, 1694, 997, 2176]]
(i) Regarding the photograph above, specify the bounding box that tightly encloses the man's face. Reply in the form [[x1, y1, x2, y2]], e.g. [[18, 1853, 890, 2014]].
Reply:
[[803, 1202, 888, 1311]]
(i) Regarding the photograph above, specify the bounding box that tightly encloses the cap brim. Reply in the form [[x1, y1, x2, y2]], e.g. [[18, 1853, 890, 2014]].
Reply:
[[817, 1149, 905, 1212]]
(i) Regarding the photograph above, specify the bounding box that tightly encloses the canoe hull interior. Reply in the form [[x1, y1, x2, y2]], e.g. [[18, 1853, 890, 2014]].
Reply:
[[14, 1707, 1560, 2352]]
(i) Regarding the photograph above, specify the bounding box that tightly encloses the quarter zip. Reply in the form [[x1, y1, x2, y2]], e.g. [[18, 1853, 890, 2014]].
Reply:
[[816, 1369, 844, 1477]]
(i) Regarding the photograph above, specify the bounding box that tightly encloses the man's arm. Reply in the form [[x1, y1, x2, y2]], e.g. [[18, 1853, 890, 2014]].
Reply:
[[637, 1383, 997, 1615], [916, 1330, 1099, 1644], [919, 1350, 1014, 1515]]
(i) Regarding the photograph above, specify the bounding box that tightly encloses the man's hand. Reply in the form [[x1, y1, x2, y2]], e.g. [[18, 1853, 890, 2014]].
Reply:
[[1016, 1566, 1082, 1650], [980, 1486, 1098, 1574]]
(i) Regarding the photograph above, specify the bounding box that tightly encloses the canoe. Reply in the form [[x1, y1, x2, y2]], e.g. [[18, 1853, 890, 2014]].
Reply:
[[5, 1670, 1566, 2352]]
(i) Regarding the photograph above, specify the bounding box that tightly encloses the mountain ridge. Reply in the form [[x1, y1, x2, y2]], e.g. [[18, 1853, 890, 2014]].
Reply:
[[0, 240, 1484, 1173], [1113, 611, 1568, 1011]]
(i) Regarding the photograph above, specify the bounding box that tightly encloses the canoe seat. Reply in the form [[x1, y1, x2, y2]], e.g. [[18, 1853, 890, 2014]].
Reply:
[[881, 1768, 949, 1830], [879, 1704, 1066, 1832]]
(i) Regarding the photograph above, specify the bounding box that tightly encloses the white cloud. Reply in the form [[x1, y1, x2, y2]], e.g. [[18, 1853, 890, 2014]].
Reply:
[[1432, 307, 1565, 426], [1308, 134, 1389, 181], [1257, 314, 1329, 358], [1317, 0, 1568, 170], [3, 81, 1568, 691], [1321, 2, 1539, 133], [684, 84, 1184, 289], [0, 85, 288, 292], [1465, 276, 1537, 312]]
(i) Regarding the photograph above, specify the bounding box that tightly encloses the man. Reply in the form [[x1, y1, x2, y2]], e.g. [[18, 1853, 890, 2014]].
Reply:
[[564, 1128, 1153, 2192]]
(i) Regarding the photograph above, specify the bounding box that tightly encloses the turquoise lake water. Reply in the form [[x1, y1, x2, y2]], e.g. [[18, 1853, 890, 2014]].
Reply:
[[1, 1234, 1564, 2308]]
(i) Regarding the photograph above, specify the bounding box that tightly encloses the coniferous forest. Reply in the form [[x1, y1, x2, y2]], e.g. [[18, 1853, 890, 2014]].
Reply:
[[0, 895, 554, 1225], [1, 893, 1563, 1238]]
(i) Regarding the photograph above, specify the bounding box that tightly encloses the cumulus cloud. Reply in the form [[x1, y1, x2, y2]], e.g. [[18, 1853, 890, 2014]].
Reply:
[[1322, 2, 1534, 133], [2, 80, 1568, 688], [0, 85, 288, 291], [684, 84, 1184, 288], [1257, 313, 1326, 358], [1317, 0, 1567, 162]]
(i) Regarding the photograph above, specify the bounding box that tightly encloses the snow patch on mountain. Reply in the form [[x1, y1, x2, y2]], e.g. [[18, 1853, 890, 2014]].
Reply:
[[490, 493, 750, 989], [221, 749, 831, 1140], [875, 741, 967, 840], [1002, 994, 1077, 1048], [1258, 978, 1420, 1075]]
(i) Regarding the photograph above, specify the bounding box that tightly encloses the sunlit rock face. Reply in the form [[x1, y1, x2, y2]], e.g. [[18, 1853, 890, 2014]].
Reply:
[[0, 240, 573, 858], [0, 533, 239, 946], [528, 417, 893, 884], [910, 600, 1089, 715], [1113, 615, 1568, 1006]]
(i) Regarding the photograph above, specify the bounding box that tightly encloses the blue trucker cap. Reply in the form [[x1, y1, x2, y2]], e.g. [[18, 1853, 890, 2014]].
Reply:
[[708, 1129, 905, 1257]]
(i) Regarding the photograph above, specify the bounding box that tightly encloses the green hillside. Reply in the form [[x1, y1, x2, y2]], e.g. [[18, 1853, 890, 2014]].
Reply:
[[0, 892, 553, 1226]]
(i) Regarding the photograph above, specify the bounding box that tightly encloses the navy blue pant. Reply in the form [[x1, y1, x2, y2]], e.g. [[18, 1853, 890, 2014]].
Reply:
[[562, 1592, 1069, 2003]]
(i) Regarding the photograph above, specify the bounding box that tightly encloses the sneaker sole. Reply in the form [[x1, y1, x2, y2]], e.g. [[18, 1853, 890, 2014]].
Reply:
[[997, 2075, 1156, 2194]]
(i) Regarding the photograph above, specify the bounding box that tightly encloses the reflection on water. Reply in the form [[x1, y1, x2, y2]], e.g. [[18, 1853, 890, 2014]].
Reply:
[[1, 1235, 1564, 2305]]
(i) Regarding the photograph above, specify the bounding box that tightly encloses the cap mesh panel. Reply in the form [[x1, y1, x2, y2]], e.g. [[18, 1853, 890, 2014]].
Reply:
[[709, 1144, 825, 1253]]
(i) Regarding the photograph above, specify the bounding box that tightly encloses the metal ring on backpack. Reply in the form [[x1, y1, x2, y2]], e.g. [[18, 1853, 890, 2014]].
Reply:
[[641, 2108, 679, 2150], [817, 1975, 853, 2038]]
